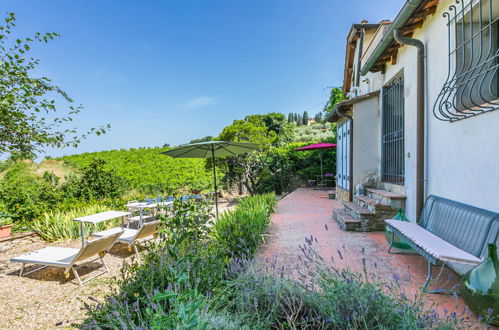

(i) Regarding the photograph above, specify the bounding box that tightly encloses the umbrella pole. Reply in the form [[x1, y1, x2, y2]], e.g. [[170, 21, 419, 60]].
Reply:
[[211, 147, 219, 219], [320, 152, 324, 187]]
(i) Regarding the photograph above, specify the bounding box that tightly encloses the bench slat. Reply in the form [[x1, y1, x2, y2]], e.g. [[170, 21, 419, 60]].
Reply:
[[386, 220, 482, 264]]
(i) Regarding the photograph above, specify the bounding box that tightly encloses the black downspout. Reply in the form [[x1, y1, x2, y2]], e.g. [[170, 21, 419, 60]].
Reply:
[[335, 104, 354, 202], [393, 29, 425, 219]]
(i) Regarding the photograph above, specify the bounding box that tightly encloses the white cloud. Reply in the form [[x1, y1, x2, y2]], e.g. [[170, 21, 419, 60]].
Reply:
[[185, 96, 219, 109]]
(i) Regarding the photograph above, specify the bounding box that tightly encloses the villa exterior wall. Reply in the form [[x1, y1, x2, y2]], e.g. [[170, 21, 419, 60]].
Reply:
[[366, 0, 498, 218]]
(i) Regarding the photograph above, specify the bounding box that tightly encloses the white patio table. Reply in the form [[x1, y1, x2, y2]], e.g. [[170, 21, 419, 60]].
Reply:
[[125, 201, 173, 226], [73, 210, 131, 247]]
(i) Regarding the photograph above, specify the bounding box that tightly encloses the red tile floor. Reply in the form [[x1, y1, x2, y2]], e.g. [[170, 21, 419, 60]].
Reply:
[[258, 188, 478, 322]]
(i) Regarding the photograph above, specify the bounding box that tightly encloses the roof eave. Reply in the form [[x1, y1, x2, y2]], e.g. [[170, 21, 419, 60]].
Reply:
[[326, 90, 381, 123], [360, 0, 424, 75]]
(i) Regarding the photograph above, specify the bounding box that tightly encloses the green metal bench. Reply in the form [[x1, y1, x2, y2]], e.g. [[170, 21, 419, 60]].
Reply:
[[385, 195, 499, 293]]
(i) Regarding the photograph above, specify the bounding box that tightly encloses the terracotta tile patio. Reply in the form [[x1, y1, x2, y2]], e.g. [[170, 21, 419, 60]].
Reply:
[[258, 188, 473, 319]]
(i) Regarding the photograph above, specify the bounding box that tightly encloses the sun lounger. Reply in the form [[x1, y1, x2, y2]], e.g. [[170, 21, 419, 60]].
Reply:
[[92, 221, 161, 261], [10, 231, 122, 286]]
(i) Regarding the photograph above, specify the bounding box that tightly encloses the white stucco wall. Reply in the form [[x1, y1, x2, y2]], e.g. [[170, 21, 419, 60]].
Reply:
[[423, 0, 499, 213], [370, 0, 499, 217]]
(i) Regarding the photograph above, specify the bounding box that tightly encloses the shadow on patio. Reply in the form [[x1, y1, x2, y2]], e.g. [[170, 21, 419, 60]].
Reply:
[[258, 188, 473, 319]]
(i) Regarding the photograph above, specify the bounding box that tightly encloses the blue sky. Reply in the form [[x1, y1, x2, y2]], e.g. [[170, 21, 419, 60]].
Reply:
[[4, 0, 403, 158]]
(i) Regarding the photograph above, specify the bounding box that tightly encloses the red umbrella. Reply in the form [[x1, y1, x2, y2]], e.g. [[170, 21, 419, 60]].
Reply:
[[294, 143, 337, 187], [294, 142, 337, 151]]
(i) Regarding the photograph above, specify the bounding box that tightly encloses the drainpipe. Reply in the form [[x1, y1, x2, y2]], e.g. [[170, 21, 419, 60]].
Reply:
[[334, 103, 354, 202], [393, 29, 425, 219], [356, 28, 365, 89], [360, 0, 423, 76]]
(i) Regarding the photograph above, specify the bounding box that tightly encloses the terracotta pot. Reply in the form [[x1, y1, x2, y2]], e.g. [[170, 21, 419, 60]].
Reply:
[[0, 224, 13, 239], [460, 243, 499, 325]]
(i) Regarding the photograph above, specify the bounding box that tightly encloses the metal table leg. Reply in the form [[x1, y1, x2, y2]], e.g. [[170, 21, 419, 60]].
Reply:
[[80, 221, 86, 247]]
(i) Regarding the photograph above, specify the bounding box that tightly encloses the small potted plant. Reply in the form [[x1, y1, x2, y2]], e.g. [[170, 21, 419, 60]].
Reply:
[[0, 214, 13, 239]]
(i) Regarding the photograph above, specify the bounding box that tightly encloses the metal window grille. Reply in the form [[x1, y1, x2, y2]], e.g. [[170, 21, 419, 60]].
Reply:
[[434, 0, 499, 122], [382, 77, 405, 185]]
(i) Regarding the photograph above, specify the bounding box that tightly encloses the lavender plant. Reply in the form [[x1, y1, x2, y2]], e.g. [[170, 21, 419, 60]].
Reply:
[[83, 194, 276, 328]]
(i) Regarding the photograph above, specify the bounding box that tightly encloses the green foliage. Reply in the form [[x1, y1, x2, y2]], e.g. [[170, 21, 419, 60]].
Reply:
[[0, 12, 108, 159], [84, 192, 468, 329], [42, 170, 59, 185], [206, 262, 466, 330], [302, 111, 309, 125], [62, 159, 127, 200], [0, 162, 62, 221], [31, 204, 114, 241], [189, 136, 213, 144], [294, 122, 335, 143], [248, 141, 335, 194], [218, 117, 277, 148], [314, 112, 323, 123], [213, 193, 276, 258], [323, 87, 346, 116], [83, 194, 275, 328], [59, 147, 213, 194], [0, 211, 14, 226]]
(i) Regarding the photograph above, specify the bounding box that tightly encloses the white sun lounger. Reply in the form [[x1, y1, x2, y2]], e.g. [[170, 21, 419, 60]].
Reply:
[[92, 221, 161, 262], [10, 231, 122, 286]]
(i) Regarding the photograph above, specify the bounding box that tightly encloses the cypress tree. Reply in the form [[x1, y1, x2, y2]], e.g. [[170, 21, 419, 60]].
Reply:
[[303, 111, 309, 125]]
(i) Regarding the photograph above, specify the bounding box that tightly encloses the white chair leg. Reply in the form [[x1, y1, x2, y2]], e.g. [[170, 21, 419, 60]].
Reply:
[[100, 256, 110, 273], [72, 268, 83, 286], [19, 263, 25, 276], [133, 244, 141, 262]]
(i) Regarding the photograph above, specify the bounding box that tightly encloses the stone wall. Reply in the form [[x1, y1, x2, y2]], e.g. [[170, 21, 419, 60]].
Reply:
[[335, 187, 350, 203], [0, 232, 39, 254]]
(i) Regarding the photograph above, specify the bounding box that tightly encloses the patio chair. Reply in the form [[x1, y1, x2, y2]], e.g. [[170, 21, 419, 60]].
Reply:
[[119, 220, 162, 261], [93, 221, 162, 262], [10, 231, 122, 286]]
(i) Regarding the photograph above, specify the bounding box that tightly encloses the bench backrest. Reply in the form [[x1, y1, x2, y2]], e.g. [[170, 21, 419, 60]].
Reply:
[[418, 195, 499, 259]]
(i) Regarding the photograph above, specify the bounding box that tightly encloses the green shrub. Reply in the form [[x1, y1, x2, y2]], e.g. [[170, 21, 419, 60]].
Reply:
[[32, 204, 114, 241], [213, 193, 276, 258], [62, 159, 127, 200], [83, 194, 275, 328], [0, 162, 62, 222]]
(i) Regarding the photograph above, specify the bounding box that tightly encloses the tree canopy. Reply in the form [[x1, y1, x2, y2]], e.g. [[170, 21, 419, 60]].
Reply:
[[0, 13, 108, 159], [323, 87, 346, 115]]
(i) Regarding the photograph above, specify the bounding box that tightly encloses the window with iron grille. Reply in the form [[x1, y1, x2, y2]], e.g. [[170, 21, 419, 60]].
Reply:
[[434, 0, 499, 121], [382, 77, 404, 185]]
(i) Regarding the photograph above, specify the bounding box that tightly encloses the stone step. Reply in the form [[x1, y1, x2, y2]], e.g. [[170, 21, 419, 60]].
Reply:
[[365, 188, 405, 209], [333, 209, 362, 231], [353, 195, 392, 213], [343, 201, 375, 219]]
